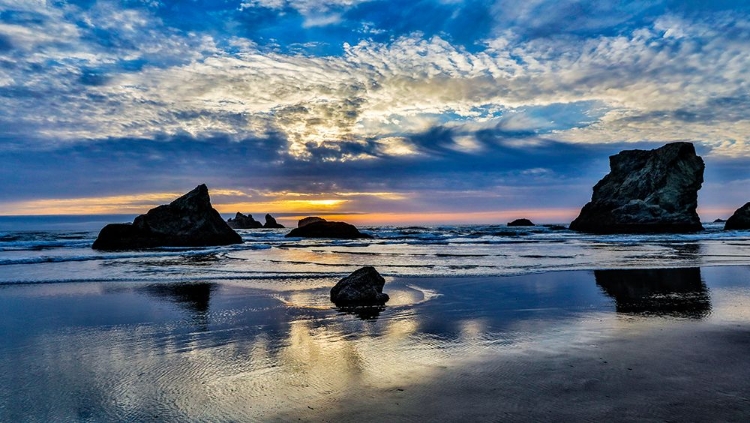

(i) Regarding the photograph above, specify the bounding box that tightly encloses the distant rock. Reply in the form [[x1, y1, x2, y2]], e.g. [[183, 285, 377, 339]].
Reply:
[[570, 142, 704, 234], [330, 266, 389, 306], [508, 218, 535, 226], [227, 212, 263, 229], [298, 216, 326, 228], [285, 220, 372, 239], [93, 184, 242, 250], [714, 218, 727, 223], [724, 203, 750, 230], [263, 214, 285, 228]]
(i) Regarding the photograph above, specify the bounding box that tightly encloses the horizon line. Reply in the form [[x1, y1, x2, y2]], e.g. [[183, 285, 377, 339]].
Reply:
[[0, 207, 735, 226]]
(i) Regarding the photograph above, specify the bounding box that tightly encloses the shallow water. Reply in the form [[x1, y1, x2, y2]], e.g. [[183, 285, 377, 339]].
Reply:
[[2, 267, 750, 421]]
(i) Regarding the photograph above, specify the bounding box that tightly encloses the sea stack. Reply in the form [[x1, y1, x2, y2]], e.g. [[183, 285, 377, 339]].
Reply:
[[298, 216, 326, 227], [570, 142, 704, 234], [508, 218, 535, 226], [92, 184, 242, 250], [227, 212, 263, 229], [330, 266, 389, 306], [263, 214, 285, 228], [724, 203, 750, 230], [286, 220, 372, 239]]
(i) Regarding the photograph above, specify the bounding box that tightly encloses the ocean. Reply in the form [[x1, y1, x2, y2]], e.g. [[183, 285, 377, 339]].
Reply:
[[2, 215, 750, 421], [1, 215, 748, 285]]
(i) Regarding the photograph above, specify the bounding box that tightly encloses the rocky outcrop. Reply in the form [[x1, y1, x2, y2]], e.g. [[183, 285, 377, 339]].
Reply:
[[263, 214, 285, 228], [724, 203, 750, 230], [714, 218, 727, 223], [227, 212, 263, 229], [92, 184, 242, 250], [508, 218, 535, 226], [330, 266, 389, 306], [570, 142, 704, 234], [285, 220, 373, 239], [298, 216, 326, 228]]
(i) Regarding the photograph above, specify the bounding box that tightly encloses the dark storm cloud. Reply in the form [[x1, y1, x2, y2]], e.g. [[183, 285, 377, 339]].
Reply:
[[0, 130, 640, 201]]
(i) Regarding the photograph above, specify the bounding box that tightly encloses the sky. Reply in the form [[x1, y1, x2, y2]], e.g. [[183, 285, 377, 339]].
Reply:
[[1, 0, 749, 224]]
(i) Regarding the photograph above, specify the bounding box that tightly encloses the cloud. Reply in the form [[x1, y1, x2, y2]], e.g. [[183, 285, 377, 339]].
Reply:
[[1, 0, 750, 216], [0, 133, 614, 204], [2, 2, 749, 159]]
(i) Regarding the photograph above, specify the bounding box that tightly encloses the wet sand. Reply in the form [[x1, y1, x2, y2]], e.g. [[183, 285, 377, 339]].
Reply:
[[284, 323, 750, 422], [1, 267, 750, 421]]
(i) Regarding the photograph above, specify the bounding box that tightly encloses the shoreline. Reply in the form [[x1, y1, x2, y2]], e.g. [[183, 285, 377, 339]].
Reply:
[[2, 260, 750, 287]]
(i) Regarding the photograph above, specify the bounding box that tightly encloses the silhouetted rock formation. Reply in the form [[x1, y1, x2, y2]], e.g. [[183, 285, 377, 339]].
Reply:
[[508, 218, 535, 226], [285, 220, 373, 239], [331, 266, 389, 306], [724, 203, 750, 230], [570, 142, 704, 234], [227, 212, 263, 229], [263, 214, 285, 228], [92, 184, 242, 250], [595, 268, 710, 318], [298, 216, 326, 228], [714, 218, 727, 223]]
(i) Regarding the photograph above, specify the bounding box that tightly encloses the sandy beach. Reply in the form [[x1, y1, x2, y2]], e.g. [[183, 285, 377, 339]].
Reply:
[[2, 266, 749, 421]]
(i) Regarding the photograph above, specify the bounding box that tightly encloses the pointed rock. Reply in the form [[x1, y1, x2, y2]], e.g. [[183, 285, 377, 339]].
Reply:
[[570, 142, 704, 234], [263, 214, 285, 228], [92, 184, 242, 250]]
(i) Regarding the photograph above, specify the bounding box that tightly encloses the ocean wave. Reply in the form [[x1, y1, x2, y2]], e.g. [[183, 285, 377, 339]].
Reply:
[[0, 245, 266, 267], [4, 224, 750, 285]]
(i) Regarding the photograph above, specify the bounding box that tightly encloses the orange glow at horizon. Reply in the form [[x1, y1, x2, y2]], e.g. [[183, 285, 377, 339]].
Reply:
[[0, 192, 186, 216], [216, 199, 349, 214], [282, 210, 582, 226], [0, 192, 738, 226]]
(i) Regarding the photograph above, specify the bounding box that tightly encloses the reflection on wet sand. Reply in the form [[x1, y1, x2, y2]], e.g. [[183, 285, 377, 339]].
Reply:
[[140, 282, 216, 330], [4, 268, 750, 421], [141, 282, 215, 314], [335, 305, 386, 319], [595, 268, 711, 318]]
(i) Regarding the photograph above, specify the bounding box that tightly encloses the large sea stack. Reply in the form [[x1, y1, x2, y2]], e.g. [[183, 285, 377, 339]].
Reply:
[[92, 184, 242, 250], [724, 203, 750, 230], [286, 220, 372, 239], [570, 142, 704, 234], [227, 212, 263, 229]]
